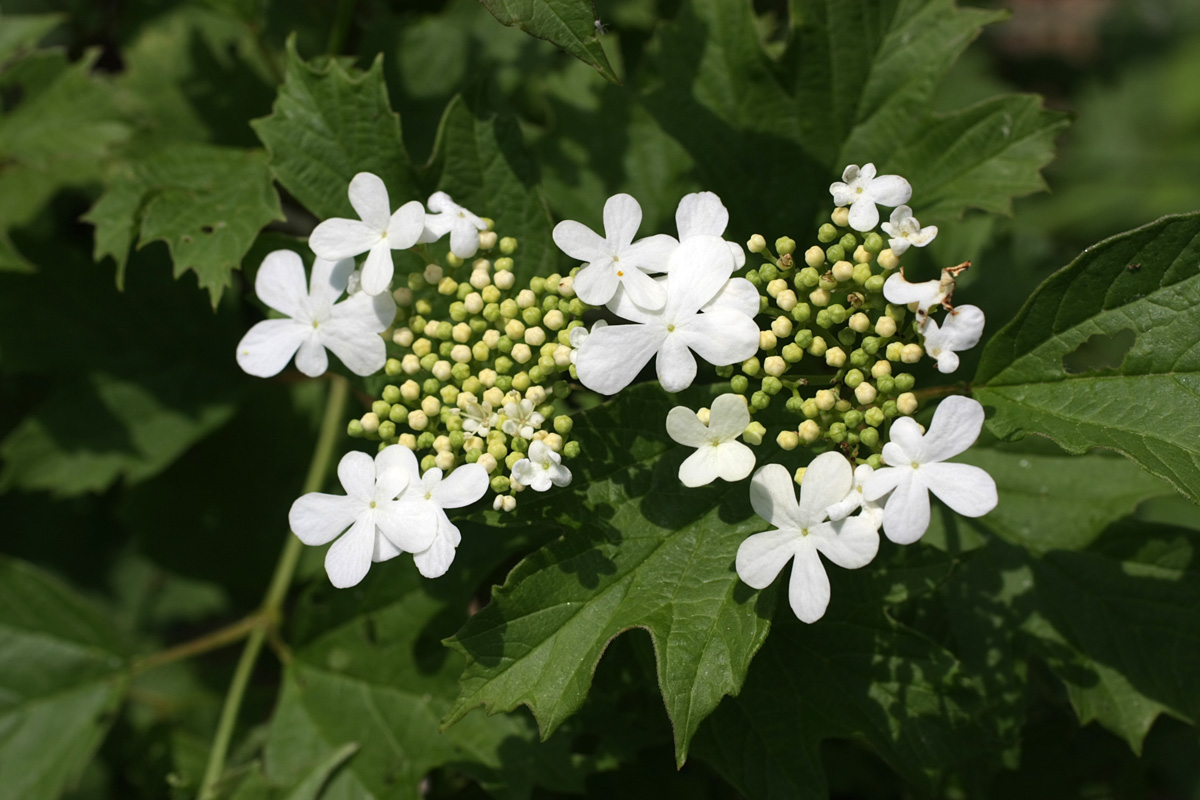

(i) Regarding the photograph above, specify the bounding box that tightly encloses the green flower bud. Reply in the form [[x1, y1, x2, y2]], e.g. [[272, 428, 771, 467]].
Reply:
[[894, 372, 915, 392], [760, 263, 779, 283], [419, 353, 437, 372], [529, 365, 546, 384], [742, 357, 761, 377], [775, 236, 796, 256], [862, 336, 881, 355], [864, 274, 885, 294], [748, 234, 767, 253], [750, 391, 770, 410], [865, 407, 885, 427], [745, 269, 763, 288], [817, 223, 838, 243], [449, 301, 468, 322], [797, 267, 820, 288], [837, 327, 857, 348], [389, 404, 409, 425], [785, 395, 805, 415], [553, 415, 573, 435], [566, 299, 585, 316], [441, 385, 460, 405], [882, 400, 899, 419], [839, 233, 857, 252], [828, 304, 848, 324], [494, 355, 513, 374], [499, 298, 519, 319], [378, 420, 396, 440], [843, 408, 863, 427], [801, 398, 819, 419], [782, 342, 805, 363], [828, 422, 847, 443], [844, 369, 864, 389], [793, 329, 814, 349], [825, 244, 845, 263], [347, 419, 365, 437], [419, 379, 437, 398], [522, 307, 543, 327], [488, 442, 507, 462], [849, 348, 869, 367], [382, 385, 402, 405], [866, 453, 883, 469], [715, 364, 735, 378], [791, 302, 812, 323], [851, 263, 872, 285], [859, 427, 880, 448], [417, 431, 436, 450], [815, 309, 832, 329], [499, 237, 518, 254], [494, 375, 513, 392], [439, 341, 455, 358], [761, 376, 783, 396], [385, 358, 403, 377], [372, 400, 391, 418], [457, 282, 473, 300], [512, 372, 531, 392], [876, 375, 895, 394], [563, 440, 581, 458], [730, 375, 749, 394], [420, 453, 437, 472], [864, 232, 884, 253]]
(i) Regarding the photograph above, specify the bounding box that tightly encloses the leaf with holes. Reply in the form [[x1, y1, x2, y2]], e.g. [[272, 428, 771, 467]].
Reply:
[[251, 37, 420, 223], [443, 384, 774, 766], [974, 211, 1200, 503], [83, 143, 282, 304], [0, 557, 129, 800], [479, 0, 618, 84]]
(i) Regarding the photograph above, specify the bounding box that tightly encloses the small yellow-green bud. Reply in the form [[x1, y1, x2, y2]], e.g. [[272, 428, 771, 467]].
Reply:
[[775, 236, 796, 255], [839, 232, 857, 251], [487, 441, 507, 462], [815, 389, 836, 411], [743, 421, 767, 445], [801, 398, 819, 418], [376, 420, 396, 440], [385, 358, 403, 377], [886, 341, 904, 361], [525, 326, 546, 347], [499, 236, 518, 254], [818, 223, 838, 243], [843, 409, 864, 428], [826, 244, 845, 263], [422, 377, 440, 396], [770, 316, 793, 338], [742, 356, 761, 377], [412, 337, 432, 357], [512, 371, 532, 392], [894, 373, 915, 392], [877, 249, 900, 270], [763, 355, 786, 377], [854, 382, 878, 405], [864, 232, 884, 253], [808, 336, 828, 357], [389, 404, 409, 424], [372, 400, 391, 418], [761, 377, 783, 396], [759, 331, 778, 351], [865, 407, 885, 427], [900, 343, 923, 363], [844, 369, 864, 389], [803, 246, 824, 269], [871, 360, 892, 379], [347, 419, 364, 437], [809, 288, 831, 307], [791, 303, 812, 324], [552, 415, 573, 435], [825, 346, 846, 368], [437, 277, 458, 296], [853, 245, 873, 264], [469, 342, 488, 362], [864, 274, 886, 294], [361, 412, 381, 434], [831, 260, 854, 282], [730, 375, 749, 394], [748, 234, 767, 253], [831, 206, 850, 227], [860, 427, 880, 448], [876, 375, 895, 394], [798, 419, 821, 443], [505, 451, 524, 470], [766, 278, 787, 299], [875, 316, 897, 337], [850, 263, 872, 285], [835, 398, 852, 413], [421, 396, 441, 417], [777, 429, 800, 450], [897, 392, 918, 415], [776, 289, 798, 312], [559, 440, 578, 459], [848, 312, 871, 333]]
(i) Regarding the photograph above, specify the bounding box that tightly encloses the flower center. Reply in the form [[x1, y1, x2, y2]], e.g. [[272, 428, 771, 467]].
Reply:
[[312, 321, 320, 329], [425, 491, 432, 500], [667, 324, 675, 332], [855, 186, 864, 194], [369, 501, 376, 508], [616, 270, 624, 277], [800, 527, 810, 537], [912, 461, 920, 469]]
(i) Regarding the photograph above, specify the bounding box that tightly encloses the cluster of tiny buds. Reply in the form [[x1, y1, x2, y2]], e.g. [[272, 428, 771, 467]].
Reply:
[[730, 204, 927, 466], [348, 230, 592, 509]]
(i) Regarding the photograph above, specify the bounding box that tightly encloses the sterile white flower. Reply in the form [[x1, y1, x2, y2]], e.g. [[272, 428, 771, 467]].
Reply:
[[552, 193, 678, 310], [456, 400, 497, 436], [863, 396, 998, 545], [665, 393, 755, 487], [308, 172, 426, 296], [825, 464, 884, 526], [881, 205, 938, 255], [674, 191, 746, 268], [288, 447, 431, 588], [236, 250, 396, 378], [394, 460, 490, 579], [922, 304, 985, 374], [501, 399, 545, 439], [574, 235, 759, 394], [511, 440, 572, 492], [422, 191, 489, 259], [567, 320, 606, 365], [883, 266, 958, 328], [736, 454, 880, 623], [829, 163, 912, 232]]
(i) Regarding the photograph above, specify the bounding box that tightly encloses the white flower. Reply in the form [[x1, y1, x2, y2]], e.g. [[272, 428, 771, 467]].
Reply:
[[288, 447, 431, 588], [736, 454, 881, 623], [395, 461, 490, 578], [863, 396, 998, 545], [456, 400, 497, 436], [880, 205, 938, 255], [882, 266, 958, 328], [665, 394, 755, 487], [574, 235, 759, 394], [922, 305, 985, 374], [826, 464, 883, 526], [829, 163, 912, 232], [568, 320, 606, 365], [552, 193, 678, 310], [674, 191, 745, 268], [422, 191, 488, 259], [511, 440, 572, 492], [501, 399, 545, 439], [236, 250, 396, 378], [308, 172, 426, 296]]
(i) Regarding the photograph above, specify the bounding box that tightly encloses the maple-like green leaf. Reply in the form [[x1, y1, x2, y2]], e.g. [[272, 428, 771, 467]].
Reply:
[[974, 211, 1200, 503], [83, 143, 283, 304], [0, 557, 129, 800], [443, 384, 773, 766], [427, 94, 557, 279], [479, 0, 619, 84], [251, 38, 420, 223], [263, 530, 593, 800]]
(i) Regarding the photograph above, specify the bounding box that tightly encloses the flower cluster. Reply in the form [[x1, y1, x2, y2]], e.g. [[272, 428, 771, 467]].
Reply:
[[236, 163, 1000, 609]]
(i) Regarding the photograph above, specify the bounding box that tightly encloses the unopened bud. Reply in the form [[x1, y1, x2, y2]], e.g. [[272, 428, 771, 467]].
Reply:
[[900, 343, 923, 363], [831, 207, 850, 227], [831, 260, 854, 282], [759, 331, 778, 351], [825, 346, 846, 368], [871, 360, 892, 379], [494, 270, 515, 290], [854, 382, 878, 405], [848, 312, 871, 333], [853, 245, 873, 264], [798, 420, 821, 443], [743, 421, 767, 445], [776, 289, 798, 311], [771, 317, 793, 338], [808, 336, 827, 357], [897, 392, 918, 415], [777, 430, 800, 450], [775, 236, 796, 255], [748, 234, 767, 253], [877, 249, 900, 270], [874, 316, 897, 337]]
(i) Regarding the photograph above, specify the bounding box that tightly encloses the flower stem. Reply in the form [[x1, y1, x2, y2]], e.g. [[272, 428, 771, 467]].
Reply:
[[196, 374, 349, 800], [913, 382, 971, 402], [130, 614, 263, 675]]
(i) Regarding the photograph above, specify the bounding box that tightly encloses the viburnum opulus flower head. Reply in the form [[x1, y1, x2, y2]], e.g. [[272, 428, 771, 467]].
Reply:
[[422, 191, 488, 259], [289, 447, 431, 588], [863, 396, 998, 545], [736, 453, 881, 623], [829, 163, 912, 232], [308, 172, 425, 296], [922, 305, 985, 374], [665, 394, 755, 487], [573, 235, 759, 394], [881, 205, 938, 256], [552, 193, 678, 310], [236, 250, 395, 378]]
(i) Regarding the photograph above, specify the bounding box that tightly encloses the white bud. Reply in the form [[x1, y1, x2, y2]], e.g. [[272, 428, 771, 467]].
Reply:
[[435, 450, 456, 471], [516, 289, 536, 309], [809, 288, 831, 307], [464, 292, 484, 314], [777, 430, 800, 450], [759, 331, 777, 350], [512, 343, 532, 364], [524, 326, 546, 347], [771, 316, 794, 338], [478, 369, 498, 388], [900, 343, 923, 364], [815, 389, 836, 411], [854, 382, 877, 405], [776, 289, 797, 311], [525, 385, 547, 405], [421, 396, 441, 416], [398, 433, 417, 449], [478, 453, 498, 474], [897, 392, 918, 415], [392, 327, 414, 347], [763, 355, 786, 377], [432, 360, 452, 381], [696, 407, 711, 425], [401, 380, 421, 402], [553, 345, 572, 367], [361, 412, 380, 434], [401, 354, 421, 375], [848, 312, 871, 333], [433, 435, 451, 452], [557, 275, 576, 297], [494, 270, 515, 290], [451, 344, 472, 363], [831, 260, 854, 282], [469, 269, 491, 290], [798, 420, 820, 443], [543, 309, 565, 330], [423, 263, 443, 284], [825, 346, 846, 368], [407, 410, 429, 431], [478, 230, 498, 250], [392, 288, 413, 306], [766, 278, 787, 298], [804, 246, 825, 268], [423, 319, 440, 338], [875, 316, 897, 337], [853, 245, 873, 264], [877, 249, 900, 270], [543, 433, 563, 452], [483, 387, 504, 407], [505, 318, 526, 339], [871, 360, 892, 379], [831, 207, 850, 227], [452, 322, 471, 343]]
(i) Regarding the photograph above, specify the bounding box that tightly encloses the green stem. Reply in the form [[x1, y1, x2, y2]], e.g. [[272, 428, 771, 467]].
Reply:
[[913, 382, 971, 402], [197, 375, 350, 800], [325, 0, 357, 55], [130, 614, 263, 676]]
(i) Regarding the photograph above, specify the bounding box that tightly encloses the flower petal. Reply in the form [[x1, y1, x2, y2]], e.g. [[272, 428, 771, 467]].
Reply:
[[750, 464, 802, 531], [867, 174, 912, 207], [412, 512, 461, 578], [236, 319, 307, 377], [678, 446, 720, 487], [677, 307, 760, 367], [375, 499, 437, 552], [665, 406, 710, 448], [796, 451, 854, 527], [604, 279, 661, 324], [921, 396, 985, 463], [664, 235, 734, 317], [308, 257, 354, 312], [881, 473, 931, 545], [348, 172, 391, 230], [884, 416, 926, 464], [449, 220, 481, 258], [656, 334, 697, 392], [920, 462, 998, 518], [359, 241, 395, 296], [863, 464, 905, 503], [373, 531, 404, 562], [289, 492, 359, 545], [387, 200, 427, 249], [811, 516, 880, 570], [735, 527, 797, 589], [603, 193, 642, 249], [623, 234, 678, 274], [573, 259, 620, 307], [675, 191, 729, 239], [575, 323, 664, 395], [883, 272, 943, 310], [714, 441, 756, 483], [619, 265, 668, 311], [320, 317, 389, 376], [324, 514, 376, 588], [255, 250, 309, 319], [847, 198, 880, 232], [708, 393, 751, 440], [373, 445, 414, 501], [310, 218, 380, 261], [702, 277, 759, 317], [788, 545, 831, 623], [330, 286, 396, 332], [294, 335, 329, 377], [433, 463, 489, 508], [337, 450, 377, 501], [552, 219, 608, 263]]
